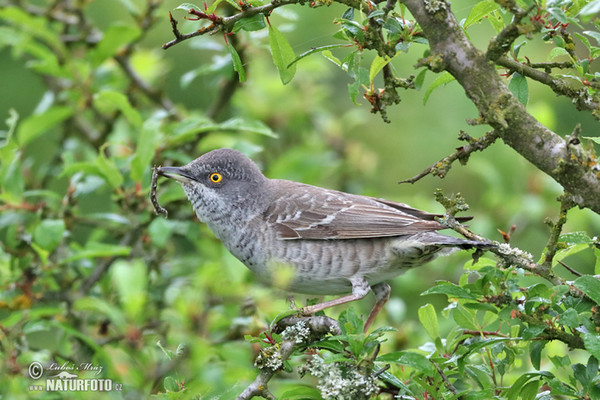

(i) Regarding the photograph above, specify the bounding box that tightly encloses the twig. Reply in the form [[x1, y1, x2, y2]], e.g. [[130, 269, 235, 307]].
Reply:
[[486, 4, 536, 61], [542, 194, 575, 267], [237, 315, 341, 399], [151, 166, 168, 217], [163, 0, 298, 50], [557, 259, 582, 277], [432, 361, 462, 398], [237, 339, 295, 400], [462, 330, 509, 338], [399, 130, 498, 184], [496, 56, 600, 115], [273, 315, 341, 336], [526, 61, 574, 71]]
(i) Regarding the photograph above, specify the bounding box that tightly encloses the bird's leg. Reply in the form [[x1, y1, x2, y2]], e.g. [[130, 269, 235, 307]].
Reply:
[[363, 282, 391, 333], [301, 276, 370, 318]]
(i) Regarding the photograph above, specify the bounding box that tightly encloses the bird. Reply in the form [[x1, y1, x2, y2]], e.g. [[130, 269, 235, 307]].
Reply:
[[157, 148, 489, 332]]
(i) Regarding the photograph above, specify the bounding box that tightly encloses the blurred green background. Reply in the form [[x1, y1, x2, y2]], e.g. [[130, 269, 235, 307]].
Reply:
[[1, 0, 599, 398]]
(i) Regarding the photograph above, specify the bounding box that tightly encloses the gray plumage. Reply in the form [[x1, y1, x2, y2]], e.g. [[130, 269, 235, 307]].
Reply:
[[158, 148, 488, 329]]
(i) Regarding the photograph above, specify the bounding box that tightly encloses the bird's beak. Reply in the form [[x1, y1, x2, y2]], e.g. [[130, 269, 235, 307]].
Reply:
[[157, 166, 195, 184]]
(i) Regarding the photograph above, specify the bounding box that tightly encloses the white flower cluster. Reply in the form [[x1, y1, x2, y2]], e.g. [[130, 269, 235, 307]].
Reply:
[[281, 321, 310, 344], [496, 243, 534, 262], [254, 345, 283, 371], [424, 0, 448, 13], [304, 355, 378, 400]]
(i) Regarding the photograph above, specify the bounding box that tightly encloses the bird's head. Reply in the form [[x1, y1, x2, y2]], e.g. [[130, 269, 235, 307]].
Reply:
[[158, 148, 268, 223]]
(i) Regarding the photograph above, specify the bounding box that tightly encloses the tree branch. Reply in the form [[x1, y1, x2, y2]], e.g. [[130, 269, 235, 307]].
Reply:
[[401, 0, 600, 215], [399, 130, 498, 184], [496, 56, 600, 115], [237, 316, 340, 400]]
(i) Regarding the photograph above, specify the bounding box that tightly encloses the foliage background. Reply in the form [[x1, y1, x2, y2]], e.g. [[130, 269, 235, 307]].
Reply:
[[1, 0, 600, 399]]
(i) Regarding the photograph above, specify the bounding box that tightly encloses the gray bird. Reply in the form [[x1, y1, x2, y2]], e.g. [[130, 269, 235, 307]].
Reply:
[[158, 148, 488, 331]]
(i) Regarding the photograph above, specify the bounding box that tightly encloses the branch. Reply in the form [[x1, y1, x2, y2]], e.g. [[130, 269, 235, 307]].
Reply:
[[163, 0, 303, 50], [541, 194, 575, 268], [486, 4, 536, 61], [400, 0, 600, 215], [434, 191, 564, 285], [237, 316, 340, 400], [399, 130, 498, 184], [496, 56, 600, 115]]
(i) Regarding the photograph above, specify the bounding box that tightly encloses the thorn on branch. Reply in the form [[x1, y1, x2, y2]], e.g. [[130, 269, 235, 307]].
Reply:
[[167, 11, 182, 40], [557, 259, 582, 277]]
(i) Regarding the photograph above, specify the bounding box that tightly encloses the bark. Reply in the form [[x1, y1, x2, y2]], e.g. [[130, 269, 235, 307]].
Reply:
[[401, 0, 600, 214]]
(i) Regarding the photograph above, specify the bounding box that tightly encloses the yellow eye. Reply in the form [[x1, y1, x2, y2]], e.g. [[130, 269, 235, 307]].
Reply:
[[209, 172, 223, 183]]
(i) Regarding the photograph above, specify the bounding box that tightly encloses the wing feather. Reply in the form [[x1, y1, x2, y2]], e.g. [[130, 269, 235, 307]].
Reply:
[[264, 180, 451, 240]]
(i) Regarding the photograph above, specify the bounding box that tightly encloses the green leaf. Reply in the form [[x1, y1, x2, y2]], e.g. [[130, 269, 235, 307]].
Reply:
[[584, 30, 600, 45], [33, 219, 65, 252], [288, 44, 349, 68], [505, 372, 552, 400], [348, 66, 369, 105], [61, 242, 131, 264], [520, 380, 541, 400], [551, 243, 590, 267], [583, 136, 600, 145], [414, 69, 427, 90], [234, 14, 266, 32], [163, 376, 179, 392], [559, 307, 580, 328], [521, 324, 546, 340], [175, 2, 203, 12], [269, 24, 297, 84], [227, 41, 246, 82], [423, 72, 455, 105], [580, 0, 600, 22], [342, 7, 354, 20], [369, 54, 393, 84], [321, 50, 343, 68], [463, 0, 500, 28], [17, 106, 73, 146], [377, 351, 435, 374], [548, 46, 570, 60], [93, 90, 142, 128], [529, 341, 545, 370], [508, 72, 528, 105], [90, 24, 141, 66], [573, 275, 600, 305], [95, 143, 123, 189], [418, 304, 440, 339], [559, 231, 594, 244], [585, 333, 600, 360], [421, 280, 477, 300], [453, 303, 479, 330]]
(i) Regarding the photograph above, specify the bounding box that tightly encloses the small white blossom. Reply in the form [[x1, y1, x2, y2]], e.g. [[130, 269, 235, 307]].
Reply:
[[254, 345, 283, 371], [281, 321, 310, 344], [303, 355, 377, 400]]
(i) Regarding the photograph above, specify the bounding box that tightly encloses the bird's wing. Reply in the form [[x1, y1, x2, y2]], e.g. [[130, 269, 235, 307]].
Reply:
[[263, 180, 452, 240]]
